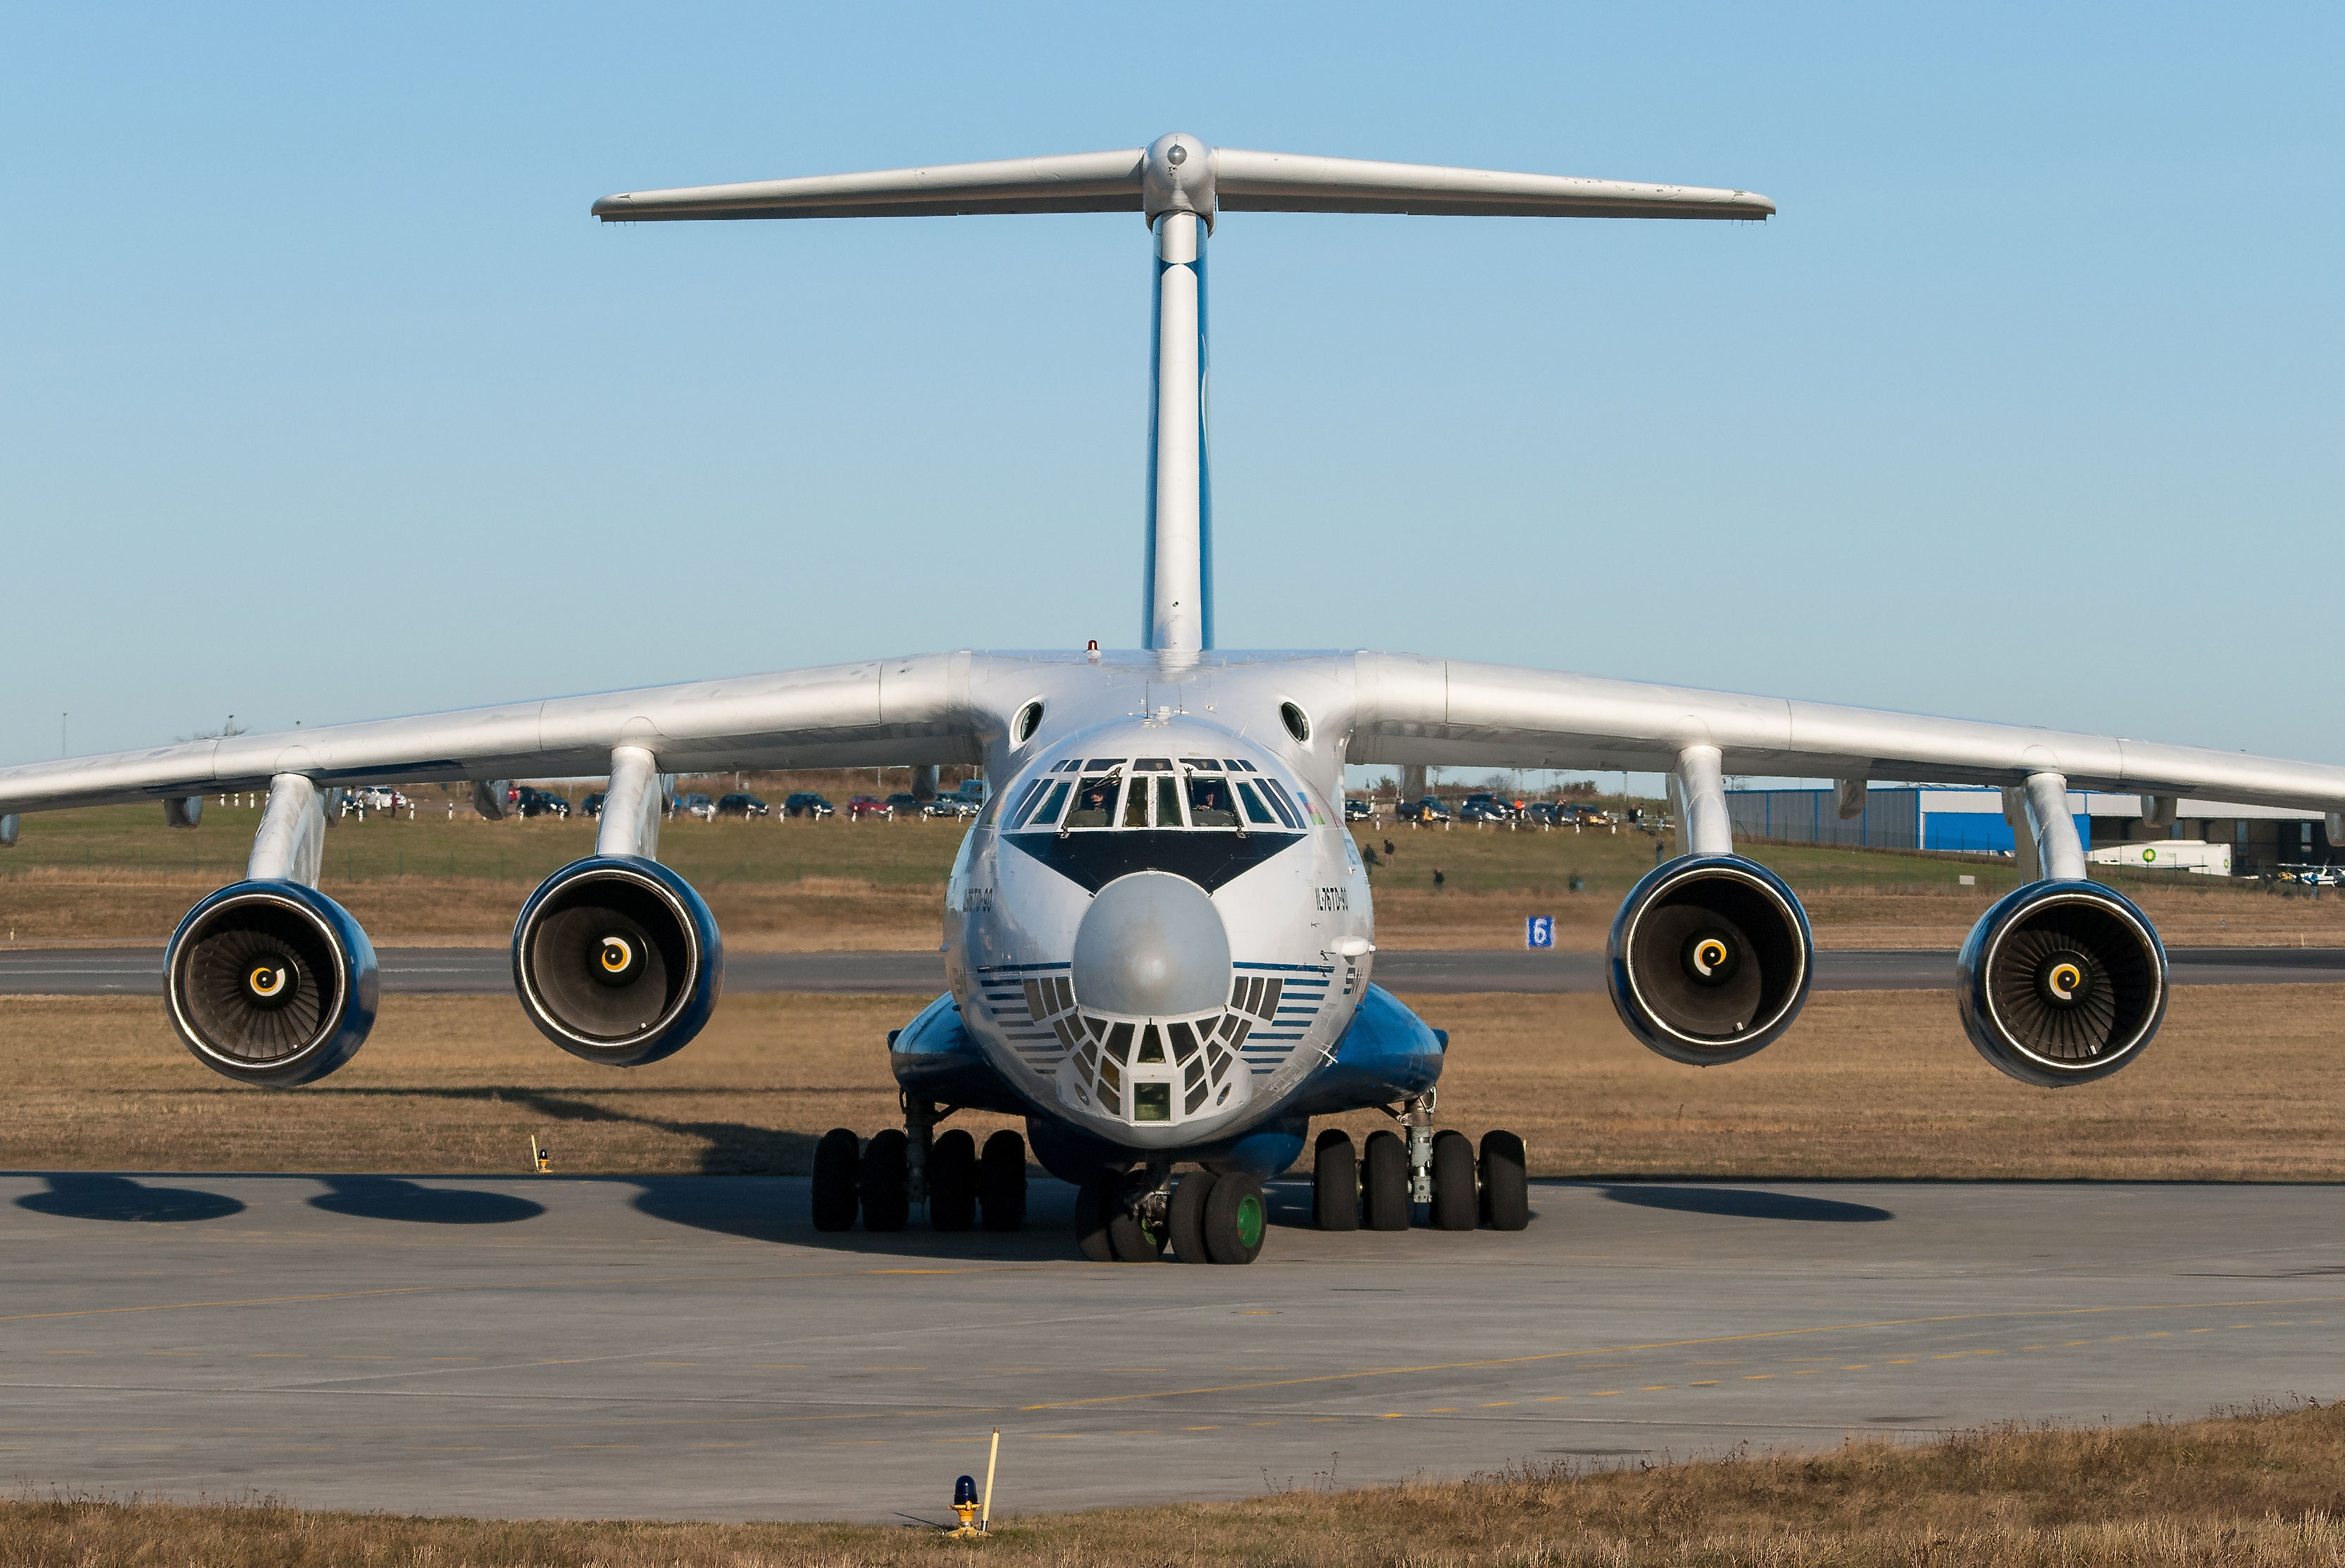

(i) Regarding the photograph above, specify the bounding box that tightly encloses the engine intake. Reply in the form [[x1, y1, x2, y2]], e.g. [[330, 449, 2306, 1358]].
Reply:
[[513, 856, 723, 1066], [166, 881, 379, 1087], [1607, 854, 1812, 1066], [1957, 880, 2166, 1087]]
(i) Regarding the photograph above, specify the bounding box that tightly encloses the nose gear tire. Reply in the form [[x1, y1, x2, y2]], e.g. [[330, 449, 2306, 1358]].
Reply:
[[810, 1127, 860, 1233], [1074, 1170, 1119, 1262], [1108, 1189, 1167, 1262], [928, 1128, 977, 1232], [1312, 1130, 1358, 1231], [1169, 1171, 1217, 1263], [1429, 1129, 1477, 1231], [1203, 1174, 1267, 1264], [1362, 1129, 1410, 1230]]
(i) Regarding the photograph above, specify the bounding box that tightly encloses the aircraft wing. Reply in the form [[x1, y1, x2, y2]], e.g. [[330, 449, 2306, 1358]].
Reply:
[[0, 654, 983, 816], [1346, 652, 2345, 812]]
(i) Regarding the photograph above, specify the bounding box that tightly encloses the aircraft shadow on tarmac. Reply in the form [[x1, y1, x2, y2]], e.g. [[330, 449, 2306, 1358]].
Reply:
[[15, 1172, 247, 1223], [307, 1175, 545, 1225], [1600, 1186, 1893, 1224]]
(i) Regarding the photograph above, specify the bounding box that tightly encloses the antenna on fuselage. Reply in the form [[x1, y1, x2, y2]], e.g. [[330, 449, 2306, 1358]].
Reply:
[[592, 142, 1773, 655]]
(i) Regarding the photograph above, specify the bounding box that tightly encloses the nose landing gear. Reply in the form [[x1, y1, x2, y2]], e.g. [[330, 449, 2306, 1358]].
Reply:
[[1079, 1164, 1267, 1264]]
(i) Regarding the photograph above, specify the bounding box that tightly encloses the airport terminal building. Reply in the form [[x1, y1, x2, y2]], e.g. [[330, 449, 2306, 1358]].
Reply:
[[1725, 785, 2341, 872]]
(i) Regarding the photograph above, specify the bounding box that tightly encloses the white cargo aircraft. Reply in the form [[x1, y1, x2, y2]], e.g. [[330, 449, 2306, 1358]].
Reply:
[[7, 136, 2342, 1265]]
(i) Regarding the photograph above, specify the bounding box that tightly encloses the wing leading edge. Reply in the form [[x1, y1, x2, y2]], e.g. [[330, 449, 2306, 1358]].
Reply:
[[1346, 652, 2345, 813], [0, 654, 983, 816]]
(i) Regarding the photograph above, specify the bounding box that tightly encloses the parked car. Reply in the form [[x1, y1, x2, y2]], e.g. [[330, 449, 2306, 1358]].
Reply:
[[516, 786, 571, 819], [1343, 797, 1373, 822], [952, 779, 987, 805], [1397, 795, 1450, 823], [924, 795, 979, 819], [1569, 806, 1615, 826], [885, 792, 926, 819], [783, 792, 835, 819], [349, 785, 406, 812], [1460, 792, 1516, 821], [1522, 801, 1565, 826], [580, 791, 606, 819], [716, 792, 769, 819], [677, 792, 716, 821], [844, 794, 890, 820]]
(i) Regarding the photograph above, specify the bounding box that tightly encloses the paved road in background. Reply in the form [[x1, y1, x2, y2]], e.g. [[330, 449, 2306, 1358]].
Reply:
[[5, 945, 2342, 997], [3, 1174, 2339, 1522]]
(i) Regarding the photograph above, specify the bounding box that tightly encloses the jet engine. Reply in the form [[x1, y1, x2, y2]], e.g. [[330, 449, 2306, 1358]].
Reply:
[[513, 856, 723, 1066], [1956, 880, 2167, 1087], [1607, 854, 1813, 1066], [166, 881, 380, 1087]]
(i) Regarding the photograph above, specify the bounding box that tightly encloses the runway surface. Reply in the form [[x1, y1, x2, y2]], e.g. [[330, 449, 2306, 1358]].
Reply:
[[5, 945, 2344, 995], [4, 1174, 2341, 1522]]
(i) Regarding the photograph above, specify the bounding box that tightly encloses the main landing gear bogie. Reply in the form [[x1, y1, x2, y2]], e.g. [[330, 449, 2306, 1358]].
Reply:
[[1311, 1100, 1531, 1236], [810, 1116, 1028, 1236]]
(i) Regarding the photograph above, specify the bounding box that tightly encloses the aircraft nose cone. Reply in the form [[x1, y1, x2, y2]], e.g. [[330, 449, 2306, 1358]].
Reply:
[[1071, 871, 1231, 1018]]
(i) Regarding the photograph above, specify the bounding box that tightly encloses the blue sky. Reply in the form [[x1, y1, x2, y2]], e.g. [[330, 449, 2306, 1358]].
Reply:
[[3, 4, 2337, 771]]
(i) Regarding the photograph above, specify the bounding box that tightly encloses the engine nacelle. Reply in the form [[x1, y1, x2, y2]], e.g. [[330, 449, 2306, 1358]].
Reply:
[[1607, 854, 1814, 1066], [513, 856, 723, 1066], [1957, 880, 2167, 1087], [166, 881, 379, 1087]]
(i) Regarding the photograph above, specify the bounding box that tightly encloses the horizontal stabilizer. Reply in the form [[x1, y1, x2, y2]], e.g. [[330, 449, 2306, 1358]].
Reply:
[[592, 149, 1145, 222], [1214, 149, 1772, 221], [592, 141, 1772, 225]]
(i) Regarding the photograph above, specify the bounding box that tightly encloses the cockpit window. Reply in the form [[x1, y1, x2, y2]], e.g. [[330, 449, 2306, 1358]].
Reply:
[[1064, 774, 1122, 828], [1257, 777, 1305, 830], [1187, 776, 1239, 826], [1014, 756, 1310, 833], [1023, 780, 1071, 827]]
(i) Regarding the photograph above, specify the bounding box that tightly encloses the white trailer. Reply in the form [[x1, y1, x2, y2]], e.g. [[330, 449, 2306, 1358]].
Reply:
[[2086, 840, 2232, 876]]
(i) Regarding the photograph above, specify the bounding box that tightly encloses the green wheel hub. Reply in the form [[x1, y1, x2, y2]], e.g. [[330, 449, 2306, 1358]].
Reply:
[[1234, 1191, 1265, 1250]]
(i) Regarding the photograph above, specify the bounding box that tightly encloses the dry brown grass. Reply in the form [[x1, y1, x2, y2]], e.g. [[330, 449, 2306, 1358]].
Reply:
[[6, 985, 2345, 1181], [1370, 884, 2345, 951], [0, 867, 946, 950], [9, 1401, 2345, 1565]]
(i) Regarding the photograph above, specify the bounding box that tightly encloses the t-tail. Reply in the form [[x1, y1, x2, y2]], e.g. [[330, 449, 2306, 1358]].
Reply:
[[592, 137, 1774, 657]]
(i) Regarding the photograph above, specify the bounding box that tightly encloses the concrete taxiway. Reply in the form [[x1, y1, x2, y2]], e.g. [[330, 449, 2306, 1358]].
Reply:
[[4, 1174, 2341, 1522], [4, 945, 2343, 996]]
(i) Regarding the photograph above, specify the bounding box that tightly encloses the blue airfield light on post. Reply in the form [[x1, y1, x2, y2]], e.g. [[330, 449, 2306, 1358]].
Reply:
[[1526, 915, 1553, 950]]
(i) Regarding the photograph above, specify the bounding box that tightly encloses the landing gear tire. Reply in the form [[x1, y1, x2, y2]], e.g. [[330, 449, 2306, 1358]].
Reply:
[[1168, 1171, 1217, 1264], [978, 1130, 1027, 1232], [860, 1128, 909, 1233], [811, 1127, 859, 1233], [1361, 1128, 1410, 1231], [1074, 1169, 1120, 1262], [1108, 1184, 1167, 1262], [1480, 1129, 1530, 1231], [928, 1128, 977, 1232], [1429, 1128, 1477, 1231], [1203, 1174, 1267, 1264], [1312, 1131, 1358, 1231]]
